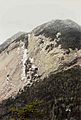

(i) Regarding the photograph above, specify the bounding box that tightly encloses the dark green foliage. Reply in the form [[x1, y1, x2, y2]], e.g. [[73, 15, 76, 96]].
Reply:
[[0, 65, 81, 120], [11, 100, 45, 120], [51, 97, 81, 120]]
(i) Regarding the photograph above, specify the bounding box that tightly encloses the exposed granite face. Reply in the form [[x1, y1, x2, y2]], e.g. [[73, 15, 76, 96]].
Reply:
[[0, 19, 81, 120], [0, 32, 28, 101]]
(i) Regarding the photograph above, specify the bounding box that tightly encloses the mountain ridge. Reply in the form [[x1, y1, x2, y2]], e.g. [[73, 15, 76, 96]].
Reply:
[[0, 19, 81, 120]]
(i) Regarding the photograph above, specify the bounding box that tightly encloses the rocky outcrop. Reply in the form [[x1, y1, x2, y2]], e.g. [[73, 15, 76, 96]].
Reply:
[[0, 19, 81, 120]]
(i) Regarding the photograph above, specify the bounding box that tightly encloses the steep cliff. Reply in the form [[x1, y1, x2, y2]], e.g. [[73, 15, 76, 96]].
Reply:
[[0, 19, 81, 120]]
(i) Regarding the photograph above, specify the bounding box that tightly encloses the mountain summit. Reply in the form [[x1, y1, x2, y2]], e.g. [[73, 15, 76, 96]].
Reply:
[[33, 19, 81, 49], [0, 19, 81, 120]]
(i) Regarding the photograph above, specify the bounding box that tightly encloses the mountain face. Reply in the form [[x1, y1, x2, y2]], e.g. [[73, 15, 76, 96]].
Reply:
[[0, 32, 28, 101], [0, 20, 81, 120]]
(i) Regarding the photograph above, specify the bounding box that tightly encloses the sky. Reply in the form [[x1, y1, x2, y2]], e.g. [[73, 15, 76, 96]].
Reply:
[[0, 0, 81, 44]]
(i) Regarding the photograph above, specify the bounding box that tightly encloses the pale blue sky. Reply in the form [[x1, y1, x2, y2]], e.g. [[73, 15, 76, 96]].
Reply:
[[0, 0, 81, 44]]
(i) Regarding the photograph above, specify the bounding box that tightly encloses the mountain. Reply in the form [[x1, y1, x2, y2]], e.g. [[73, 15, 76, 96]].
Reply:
[[0, 19, 81, 120]]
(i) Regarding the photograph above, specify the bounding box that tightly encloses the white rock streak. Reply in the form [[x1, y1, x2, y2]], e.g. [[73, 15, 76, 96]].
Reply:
[[21, 41, 28, 81], [56, 32, 61, 38]]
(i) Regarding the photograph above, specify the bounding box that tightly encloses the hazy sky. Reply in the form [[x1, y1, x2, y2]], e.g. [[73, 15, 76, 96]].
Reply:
[[0, 0, 81, 44]]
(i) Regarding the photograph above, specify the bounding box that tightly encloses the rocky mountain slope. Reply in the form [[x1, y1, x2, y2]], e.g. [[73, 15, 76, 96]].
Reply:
[[0, 32, 28, 101], [0, 19, 81, 120]]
